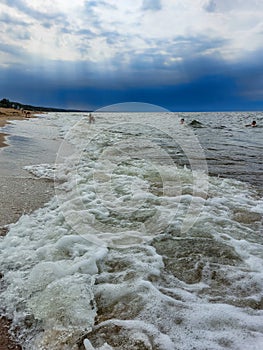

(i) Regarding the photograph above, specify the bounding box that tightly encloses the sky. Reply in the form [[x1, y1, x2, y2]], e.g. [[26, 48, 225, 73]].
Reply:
[[0, 0, 263, 111]]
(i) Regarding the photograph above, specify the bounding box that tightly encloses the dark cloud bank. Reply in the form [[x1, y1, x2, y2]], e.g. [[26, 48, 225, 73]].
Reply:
[[1, 47, 263, 111]]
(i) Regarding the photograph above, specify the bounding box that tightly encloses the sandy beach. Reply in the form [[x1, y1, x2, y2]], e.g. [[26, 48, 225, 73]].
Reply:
[[0, 108, 54, 350], [0, 107, 36, 147]]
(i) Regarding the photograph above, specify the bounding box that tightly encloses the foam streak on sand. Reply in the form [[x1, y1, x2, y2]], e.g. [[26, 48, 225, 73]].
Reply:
[[0, 111, 263, 349]]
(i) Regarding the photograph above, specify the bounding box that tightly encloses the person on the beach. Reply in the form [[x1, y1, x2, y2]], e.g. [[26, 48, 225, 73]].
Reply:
[[88, 113, 95, 124], [245, 120, 257, 127]]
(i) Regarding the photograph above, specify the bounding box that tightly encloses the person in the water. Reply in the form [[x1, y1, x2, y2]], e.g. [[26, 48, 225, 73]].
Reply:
[[246, 120, 257, 127], [189, 119, 203, 127], [88, 113, 95, 124], [180, 118, 185, 124]]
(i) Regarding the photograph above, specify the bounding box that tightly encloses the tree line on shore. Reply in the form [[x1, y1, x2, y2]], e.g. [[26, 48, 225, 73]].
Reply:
[[0, 98, 90, 112]]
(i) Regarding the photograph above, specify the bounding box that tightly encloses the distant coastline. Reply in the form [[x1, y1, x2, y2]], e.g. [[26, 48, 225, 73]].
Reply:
[[0, 98, 92, 148], [0, 97, 92, 113]]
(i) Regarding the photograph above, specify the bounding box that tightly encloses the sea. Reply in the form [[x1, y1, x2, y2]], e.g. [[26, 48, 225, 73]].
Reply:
[[0, 109, 262, 350]]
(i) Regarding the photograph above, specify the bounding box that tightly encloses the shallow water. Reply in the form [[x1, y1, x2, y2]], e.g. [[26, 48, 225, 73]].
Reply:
[[0, 115, 74, 177], [181, 112, 263, 189], [0, 117, 58, 176], [0, 111, 262, 350]]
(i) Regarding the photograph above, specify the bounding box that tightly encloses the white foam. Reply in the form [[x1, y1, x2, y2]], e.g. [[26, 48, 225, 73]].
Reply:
[[24, 163, 57, 179], [84, 339, 112, 350]]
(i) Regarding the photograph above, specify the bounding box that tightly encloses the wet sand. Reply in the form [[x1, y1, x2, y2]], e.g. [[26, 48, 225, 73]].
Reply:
[[0, 107, 36, 147], [0, 109, 54, 350], [0, 177, 55, 234], [0, 132, 8, 148]]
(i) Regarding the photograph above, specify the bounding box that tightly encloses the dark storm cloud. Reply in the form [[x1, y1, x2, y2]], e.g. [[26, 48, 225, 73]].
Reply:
[[1, 46, 263, 111], [231, 50, 263, 101], [118, 35, 229, 85]]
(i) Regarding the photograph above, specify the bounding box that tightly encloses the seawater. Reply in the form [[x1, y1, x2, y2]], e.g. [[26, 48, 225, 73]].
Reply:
[[0, 114, 69, 177], [0, 111, 263, 350]]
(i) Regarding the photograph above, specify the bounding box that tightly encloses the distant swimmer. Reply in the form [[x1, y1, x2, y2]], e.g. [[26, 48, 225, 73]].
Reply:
[[245, 120, 257, 127], [189, 119, 203, 128], [88, 113, 95, 124], [180, 118, 185, 124]]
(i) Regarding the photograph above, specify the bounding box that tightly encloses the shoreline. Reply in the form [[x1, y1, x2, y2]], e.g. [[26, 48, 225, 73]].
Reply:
[[0, 108, 53, 350], [0, 107, 38, 148], [0, 132, 8, 148]]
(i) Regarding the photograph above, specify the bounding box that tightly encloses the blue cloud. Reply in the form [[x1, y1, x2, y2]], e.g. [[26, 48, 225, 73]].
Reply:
[[0, 42, 28, 58], [203, 0, 217, 13], [14, 30, 31, 40], [142, 0, 162, 12], [2, 0, 67, 27], [102, 31, 123, 45], [77, 29, 95, 37], [85, 0, 116, 10], [0, 11, 29, 26], [84, 0, 117, 17], [0, 12, 31, 40]]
